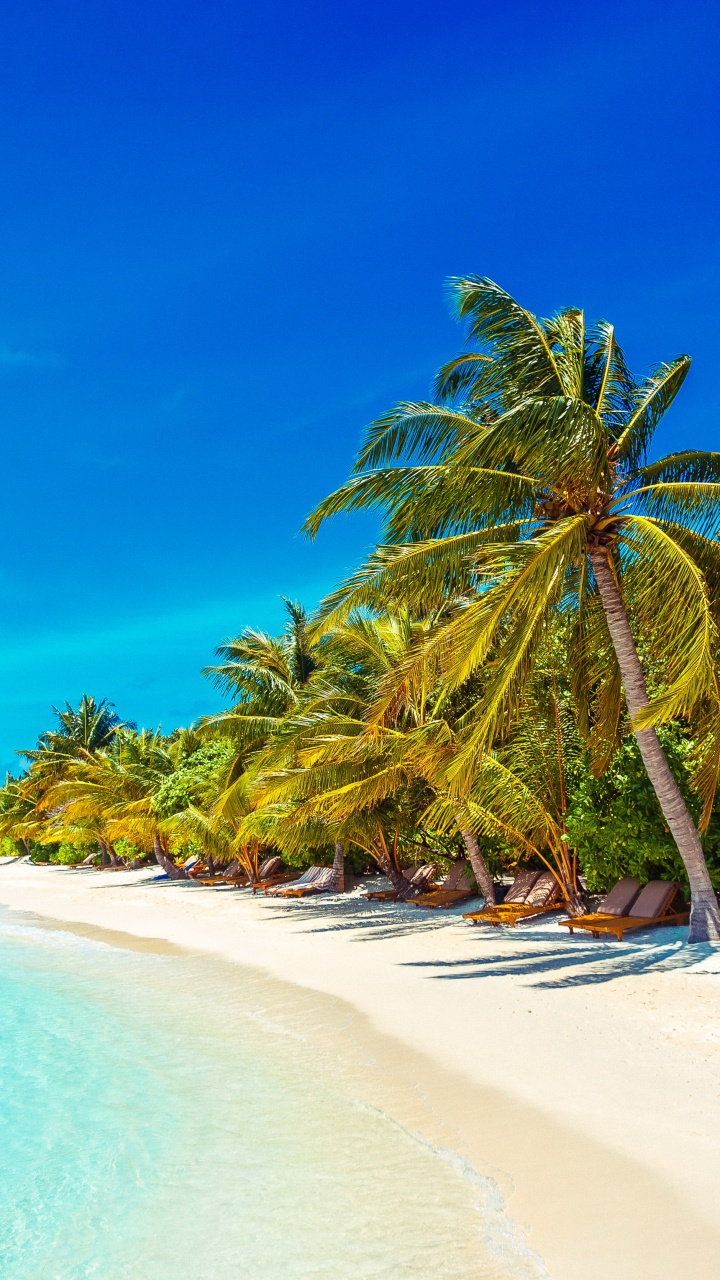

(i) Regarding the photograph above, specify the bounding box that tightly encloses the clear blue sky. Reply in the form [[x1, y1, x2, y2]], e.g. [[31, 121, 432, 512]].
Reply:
[[0, 0, 718, 770]]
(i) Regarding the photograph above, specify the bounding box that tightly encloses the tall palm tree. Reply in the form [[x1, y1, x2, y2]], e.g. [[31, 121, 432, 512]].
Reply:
[[305, 278, 720, 941]]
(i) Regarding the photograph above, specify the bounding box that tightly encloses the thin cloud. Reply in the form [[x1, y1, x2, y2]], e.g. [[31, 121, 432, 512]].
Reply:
[[0, 347, 64, 369]]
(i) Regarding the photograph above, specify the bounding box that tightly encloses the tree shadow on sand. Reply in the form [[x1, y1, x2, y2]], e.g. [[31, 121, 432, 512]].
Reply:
[[403, 925, 720, 987]]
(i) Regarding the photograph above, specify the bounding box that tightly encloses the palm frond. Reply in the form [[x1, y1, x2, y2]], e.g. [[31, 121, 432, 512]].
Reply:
[[623, 482, 720, 538], [350, 402, 485, 474], [634, 450, 720, 486], [301, 465, 535, 544], [447, 276, 563, 397], [618, 515, 717, 724], [613, 356, 691, 467]]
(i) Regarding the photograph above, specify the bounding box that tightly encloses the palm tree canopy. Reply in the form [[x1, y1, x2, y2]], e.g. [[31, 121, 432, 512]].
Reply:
[[23, 695, 126, 763], [305, 277, 720, 810], [199, 599, 321, 750]]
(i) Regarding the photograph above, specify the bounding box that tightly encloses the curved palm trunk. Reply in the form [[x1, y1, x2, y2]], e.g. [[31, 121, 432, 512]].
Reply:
[[457, 824, 495, 905], [372, 838, 416, 901], [552, 852, 586, 917], [329, 841, 345, 893], [153, 834, 188, 880], [246, 848, 261, 886], [590, 549, 720, 942]]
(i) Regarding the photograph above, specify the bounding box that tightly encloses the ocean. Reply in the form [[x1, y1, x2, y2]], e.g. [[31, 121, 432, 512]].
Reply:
[[0, 904, 547, 1279]]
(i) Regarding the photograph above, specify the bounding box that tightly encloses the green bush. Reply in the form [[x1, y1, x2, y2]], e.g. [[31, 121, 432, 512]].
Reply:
[[153, 740, 236, 819], [50, 843, 94, 866], [567, 728, 720, 893]]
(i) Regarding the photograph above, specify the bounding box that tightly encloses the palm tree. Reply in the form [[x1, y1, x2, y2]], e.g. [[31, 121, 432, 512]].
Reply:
[[24, 695, 125, 763], [305, 278, 720, 941], [47, 730, 188, 879], [248, 610, 496, 900], [0, 773, 44, 856], [427, 656, 587, 911], [200, 599, 320, 751]]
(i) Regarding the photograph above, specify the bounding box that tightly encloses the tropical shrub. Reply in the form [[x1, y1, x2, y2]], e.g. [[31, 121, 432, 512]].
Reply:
[[568, 729, 720, 893]]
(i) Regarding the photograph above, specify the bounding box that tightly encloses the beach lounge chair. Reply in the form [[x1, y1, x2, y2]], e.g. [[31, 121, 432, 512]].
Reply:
[[364, 863, 437, 902], [409, 860, 477, 909], [266, 865, 335, 898], [250, 857, 303, 894], [463, 870, 562, 927], [190, 858, 243, 886], [558, 879, 688, 941], [190, 855, 285, 888], [221, 855, 285, 888]]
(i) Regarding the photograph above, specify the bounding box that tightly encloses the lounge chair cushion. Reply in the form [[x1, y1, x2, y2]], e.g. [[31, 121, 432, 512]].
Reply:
[[442, 861, 474, 892], [503, 871, 542, 904], [277, 866, 333, 895], [259, 855, 283, 879], [598, 876, 641, 916], [523, 871, 559, 908], [400, 863, 435, 888], [628, 880, 679, 919]]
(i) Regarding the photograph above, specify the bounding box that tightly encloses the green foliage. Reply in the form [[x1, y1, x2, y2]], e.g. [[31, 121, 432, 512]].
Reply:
[[153, 740, 235, 819], [567, 728, 720, 892], [114, 837, 143, 861], [50, 842, 94, 866]]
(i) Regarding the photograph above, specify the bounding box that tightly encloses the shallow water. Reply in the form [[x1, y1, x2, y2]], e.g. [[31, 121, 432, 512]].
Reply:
[[0, 906, 548, 1279]]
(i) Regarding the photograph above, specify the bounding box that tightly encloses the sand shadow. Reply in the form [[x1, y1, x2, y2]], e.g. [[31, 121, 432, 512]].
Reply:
[[402, 925, 716, 987]]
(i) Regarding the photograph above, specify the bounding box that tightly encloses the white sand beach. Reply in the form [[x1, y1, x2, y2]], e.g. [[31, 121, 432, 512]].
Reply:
[[1, 859, 719, 1280]]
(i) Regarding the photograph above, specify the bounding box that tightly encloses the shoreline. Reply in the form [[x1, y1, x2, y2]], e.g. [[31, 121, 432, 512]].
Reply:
[[1, 860, 720, 1279]]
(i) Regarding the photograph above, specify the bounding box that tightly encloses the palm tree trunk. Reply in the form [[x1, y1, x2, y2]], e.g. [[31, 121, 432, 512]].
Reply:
[[372, 839, 416, 900], [457, 823, 495, 905], [590, 548, 720, 942], [329, 841, 345, 893], [153, 835, 188, 880]]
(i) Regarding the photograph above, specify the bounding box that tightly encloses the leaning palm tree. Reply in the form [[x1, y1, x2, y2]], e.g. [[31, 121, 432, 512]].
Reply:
[[427, 657, 587, 912], [247, 606, 499, 900], [0, 772, 45, 855], [48, 730, 188, 879], [305, 278, 720, 941]]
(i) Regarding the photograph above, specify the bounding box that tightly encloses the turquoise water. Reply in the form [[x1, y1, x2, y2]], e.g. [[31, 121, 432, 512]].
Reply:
[[0, 906, 547, 1279]]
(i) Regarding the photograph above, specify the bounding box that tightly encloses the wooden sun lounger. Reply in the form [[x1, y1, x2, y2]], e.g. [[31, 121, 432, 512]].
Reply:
[[559, 880, 688, 941], [410, 861, 477, 909], [267, 865, 334, 898], [192, 856, 285, 889], [252, 871, 302, 893], [364, 863, 437, 902], [463, 870, 562, 927]]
